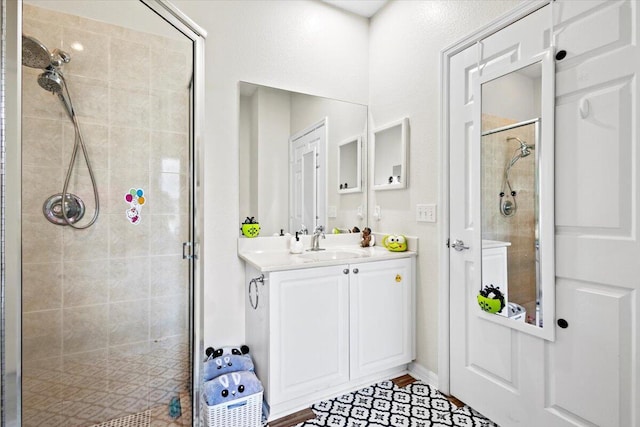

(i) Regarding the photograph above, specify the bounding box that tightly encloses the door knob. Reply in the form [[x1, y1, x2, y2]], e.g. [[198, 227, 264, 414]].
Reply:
[[451, 239, 469, 251]]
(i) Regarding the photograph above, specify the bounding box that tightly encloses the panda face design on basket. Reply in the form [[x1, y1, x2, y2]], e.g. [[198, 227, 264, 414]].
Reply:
[[218, 373, 246, 399]]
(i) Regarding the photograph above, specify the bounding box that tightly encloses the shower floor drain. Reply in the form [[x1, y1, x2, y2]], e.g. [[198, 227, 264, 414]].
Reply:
[[89, 410, 151, 427]]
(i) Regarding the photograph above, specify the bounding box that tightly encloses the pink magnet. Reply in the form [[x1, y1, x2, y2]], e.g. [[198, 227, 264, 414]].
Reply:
[[125, 193, 133, 203]]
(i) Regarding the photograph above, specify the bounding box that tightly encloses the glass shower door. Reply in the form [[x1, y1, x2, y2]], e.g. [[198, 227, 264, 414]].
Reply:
[[20, 1, 195, 425]]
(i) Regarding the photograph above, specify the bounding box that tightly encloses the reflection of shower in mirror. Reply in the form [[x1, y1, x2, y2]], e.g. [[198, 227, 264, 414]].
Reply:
[[499, 136, 535, 217]]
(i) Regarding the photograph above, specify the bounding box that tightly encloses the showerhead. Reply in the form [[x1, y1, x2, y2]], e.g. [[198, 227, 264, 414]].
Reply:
[[38, 68, 64, 94], [22, 35, 52, 69], [23, 33, 75, 119]]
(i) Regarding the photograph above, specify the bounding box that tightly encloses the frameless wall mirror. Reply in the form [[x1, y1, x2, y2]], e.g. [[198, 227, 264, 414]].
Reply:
[[475, 51, 555, 341], [238, 82, 368, 236], [372, 117, 408, 190], [338, 136, 362, 194]]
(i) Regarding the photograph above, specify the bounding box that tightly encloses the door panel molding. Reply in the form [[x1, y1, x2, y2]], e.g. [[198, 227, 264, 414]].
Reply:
[[439, 0, 550, 395], [444, 1, 639, 425]]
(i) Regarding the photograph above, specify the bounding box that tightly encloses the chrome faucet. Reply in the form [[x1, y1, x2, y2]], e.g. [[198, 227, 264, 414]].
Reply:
[[298, 224, 308, 235], [309, 225, 326, 251]]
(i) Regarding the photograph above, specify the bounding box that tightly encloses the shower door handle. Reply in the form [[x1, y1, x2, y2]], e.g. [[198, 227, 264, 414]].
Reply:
[[451, 239, 469, 251], [183, 242, 194, 260]]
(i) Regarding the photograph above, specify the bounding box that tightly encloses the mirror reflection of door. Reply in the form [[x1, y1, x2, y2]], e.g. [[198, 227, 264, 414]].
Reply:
[[481, 62, 542, 326], [289, 119, 327, 233]]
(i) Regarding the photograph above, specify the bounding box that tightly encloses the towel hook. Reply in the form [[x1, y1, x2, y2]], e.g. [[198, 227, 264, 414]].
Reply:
[[249, 274, 265, 310]]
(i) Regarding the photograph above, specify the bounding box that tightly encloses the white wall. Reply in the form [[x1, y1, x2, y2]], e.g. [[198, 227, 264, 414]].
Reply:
[[170, 0, 370, 347], [368, 0, 520, 374]]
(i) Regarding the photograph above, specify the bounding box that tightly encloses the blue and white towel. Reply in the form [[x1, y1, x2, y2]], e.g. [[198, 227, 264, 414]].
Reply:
[[203, 353, 254, 381], [203, 370, 263, 406]]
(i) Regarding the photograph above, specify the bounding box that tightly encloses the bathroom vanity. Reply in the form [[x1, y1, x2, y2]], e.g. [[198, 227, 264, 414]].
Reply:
[[239, 234, 416, 420]]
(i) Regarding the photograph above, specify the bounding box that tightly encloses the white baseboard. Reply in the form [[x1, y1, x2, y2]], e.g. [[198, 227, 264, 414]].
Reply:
[[408, 362, 439, 389]]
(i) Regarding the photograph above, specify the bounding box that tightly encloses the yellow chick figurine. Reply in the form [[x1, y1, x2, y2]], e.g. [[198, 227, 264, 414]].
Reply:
[[382, 234, 408, 252]]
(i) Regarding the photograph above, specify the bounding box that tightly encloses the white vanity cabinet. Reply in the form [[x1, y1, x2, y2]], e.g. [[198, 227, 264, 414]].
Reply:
[[245, 255, 415, 420], [266, 264, 350, 406], [350, 258, 414, 379]]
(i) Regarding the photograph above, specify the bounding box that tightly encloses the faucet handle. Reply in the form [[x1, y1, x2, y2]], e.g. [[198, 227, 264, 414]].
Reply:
[[315, 225, 325, 233]]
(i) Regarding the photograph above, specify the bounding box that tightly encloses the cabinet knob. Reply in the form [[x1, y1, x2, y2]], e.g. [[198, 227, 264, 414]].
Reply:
[[343, 269, 349, 274], [352, 268, 359, 274]]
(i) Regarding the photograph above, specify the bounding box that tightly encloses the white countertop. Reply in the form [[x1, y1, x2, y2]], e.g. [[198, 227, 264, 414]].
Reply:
[[238, 233, 417, 272]]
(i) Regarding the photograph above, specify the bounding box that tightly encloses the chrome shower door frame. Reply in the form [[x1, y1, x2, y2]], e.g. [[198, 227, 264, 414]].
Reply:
[[140, 1, 208, 423], [1, 1, 207, 425]]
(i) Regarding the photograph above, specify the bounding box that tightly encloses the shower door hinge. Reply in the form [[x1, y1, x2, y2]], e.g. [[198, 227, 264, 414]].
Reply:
[[183, 241, 197, 260]]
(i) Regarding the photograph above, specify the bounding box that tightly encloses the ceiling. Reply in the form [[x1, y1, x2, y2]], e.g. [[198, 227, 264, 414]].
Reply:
[[321, 0, 388, 18]]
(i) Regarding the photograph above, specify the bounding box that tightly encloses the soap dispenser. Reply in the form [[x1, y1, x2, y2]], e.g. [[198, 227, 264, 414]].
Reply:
[[290, 232, 304, 254]]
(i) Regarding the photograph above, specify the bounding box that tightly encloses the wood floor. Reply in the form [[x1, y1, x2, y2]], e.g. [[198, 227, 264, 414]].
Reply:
[[268, 408, 316, 427]]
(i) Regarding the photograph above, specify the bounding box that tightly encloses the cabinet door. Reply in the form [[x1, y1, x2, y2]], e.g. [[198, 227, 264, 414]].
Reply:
[[350, 257, 414, 379], [269, 265, 350, 404]]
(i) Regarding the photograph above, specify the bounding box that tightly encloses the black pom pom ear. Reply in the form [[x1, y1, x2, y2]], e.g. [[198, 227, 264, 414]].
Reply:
[[205, 347, 215, 357], [240, 345, 250, 355]]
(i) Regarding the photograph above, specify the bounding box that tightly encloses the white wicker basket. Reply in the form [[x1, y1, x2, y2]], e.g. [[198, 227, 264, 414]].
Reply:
[[203, 391, 263, 427]]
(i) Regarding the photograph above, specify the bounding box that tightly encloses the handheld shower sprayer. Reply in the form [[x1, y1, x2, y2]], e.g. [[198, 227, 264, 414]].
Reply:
[[499, 137, 535, 217], [22, 33, 100, 229]]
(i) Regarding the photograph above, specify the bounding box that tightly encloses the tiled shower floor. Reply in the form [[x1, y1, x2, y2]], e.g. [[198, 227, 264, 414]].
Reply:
[[21, 337, 191, 427], [89, 396, 192, 427]]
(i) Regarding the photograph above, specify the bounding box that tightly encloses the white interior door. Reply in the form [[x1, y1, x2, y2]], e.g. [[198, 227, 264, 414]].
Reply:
[[289, 119, 327, 233], [449, 1, 639, 426]]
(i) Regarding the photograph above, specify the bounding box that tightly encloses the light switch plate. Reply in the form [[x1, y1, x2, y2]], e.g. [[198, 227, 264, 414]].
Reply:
[[417, 204, 436, 222], [374, 205, 381, 221]]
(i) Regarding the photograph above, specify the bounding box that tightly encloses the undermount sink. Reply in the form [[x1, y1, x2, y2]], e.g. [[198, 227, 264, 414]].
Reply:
[[297, 249, 368, 261]]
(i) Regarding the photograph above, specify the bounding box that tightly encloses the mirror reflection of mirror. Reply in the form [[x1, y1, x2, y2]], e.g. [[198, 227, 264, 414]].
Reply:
[[480, 62, 542, 327], [338, 137, 362, 194], [372, 117, 408, 190], [238, 82, 367, 236]]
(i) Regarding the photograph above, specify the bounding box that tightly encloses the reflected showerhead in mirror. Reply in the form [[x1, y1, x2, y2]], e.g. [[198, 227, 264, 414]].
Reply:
[[507, 136, 534, 158]]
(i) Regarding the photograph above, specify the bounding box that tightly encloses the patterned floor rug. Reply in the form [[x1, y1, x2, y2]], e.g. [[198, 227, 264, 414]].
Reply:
[[294, 380, 498, 427]]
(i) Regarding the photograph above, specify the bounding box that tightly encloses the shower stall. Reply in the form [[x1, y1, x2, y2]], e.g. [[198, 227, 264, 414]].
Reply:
[[2, 1, 205, 426]]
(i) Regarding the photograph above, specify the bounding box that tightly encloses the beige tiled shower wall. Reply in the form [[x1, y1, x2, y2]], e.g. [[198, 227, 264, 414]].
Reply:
[[21, 5, 192, 426], [481, 115, 536, 312]]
